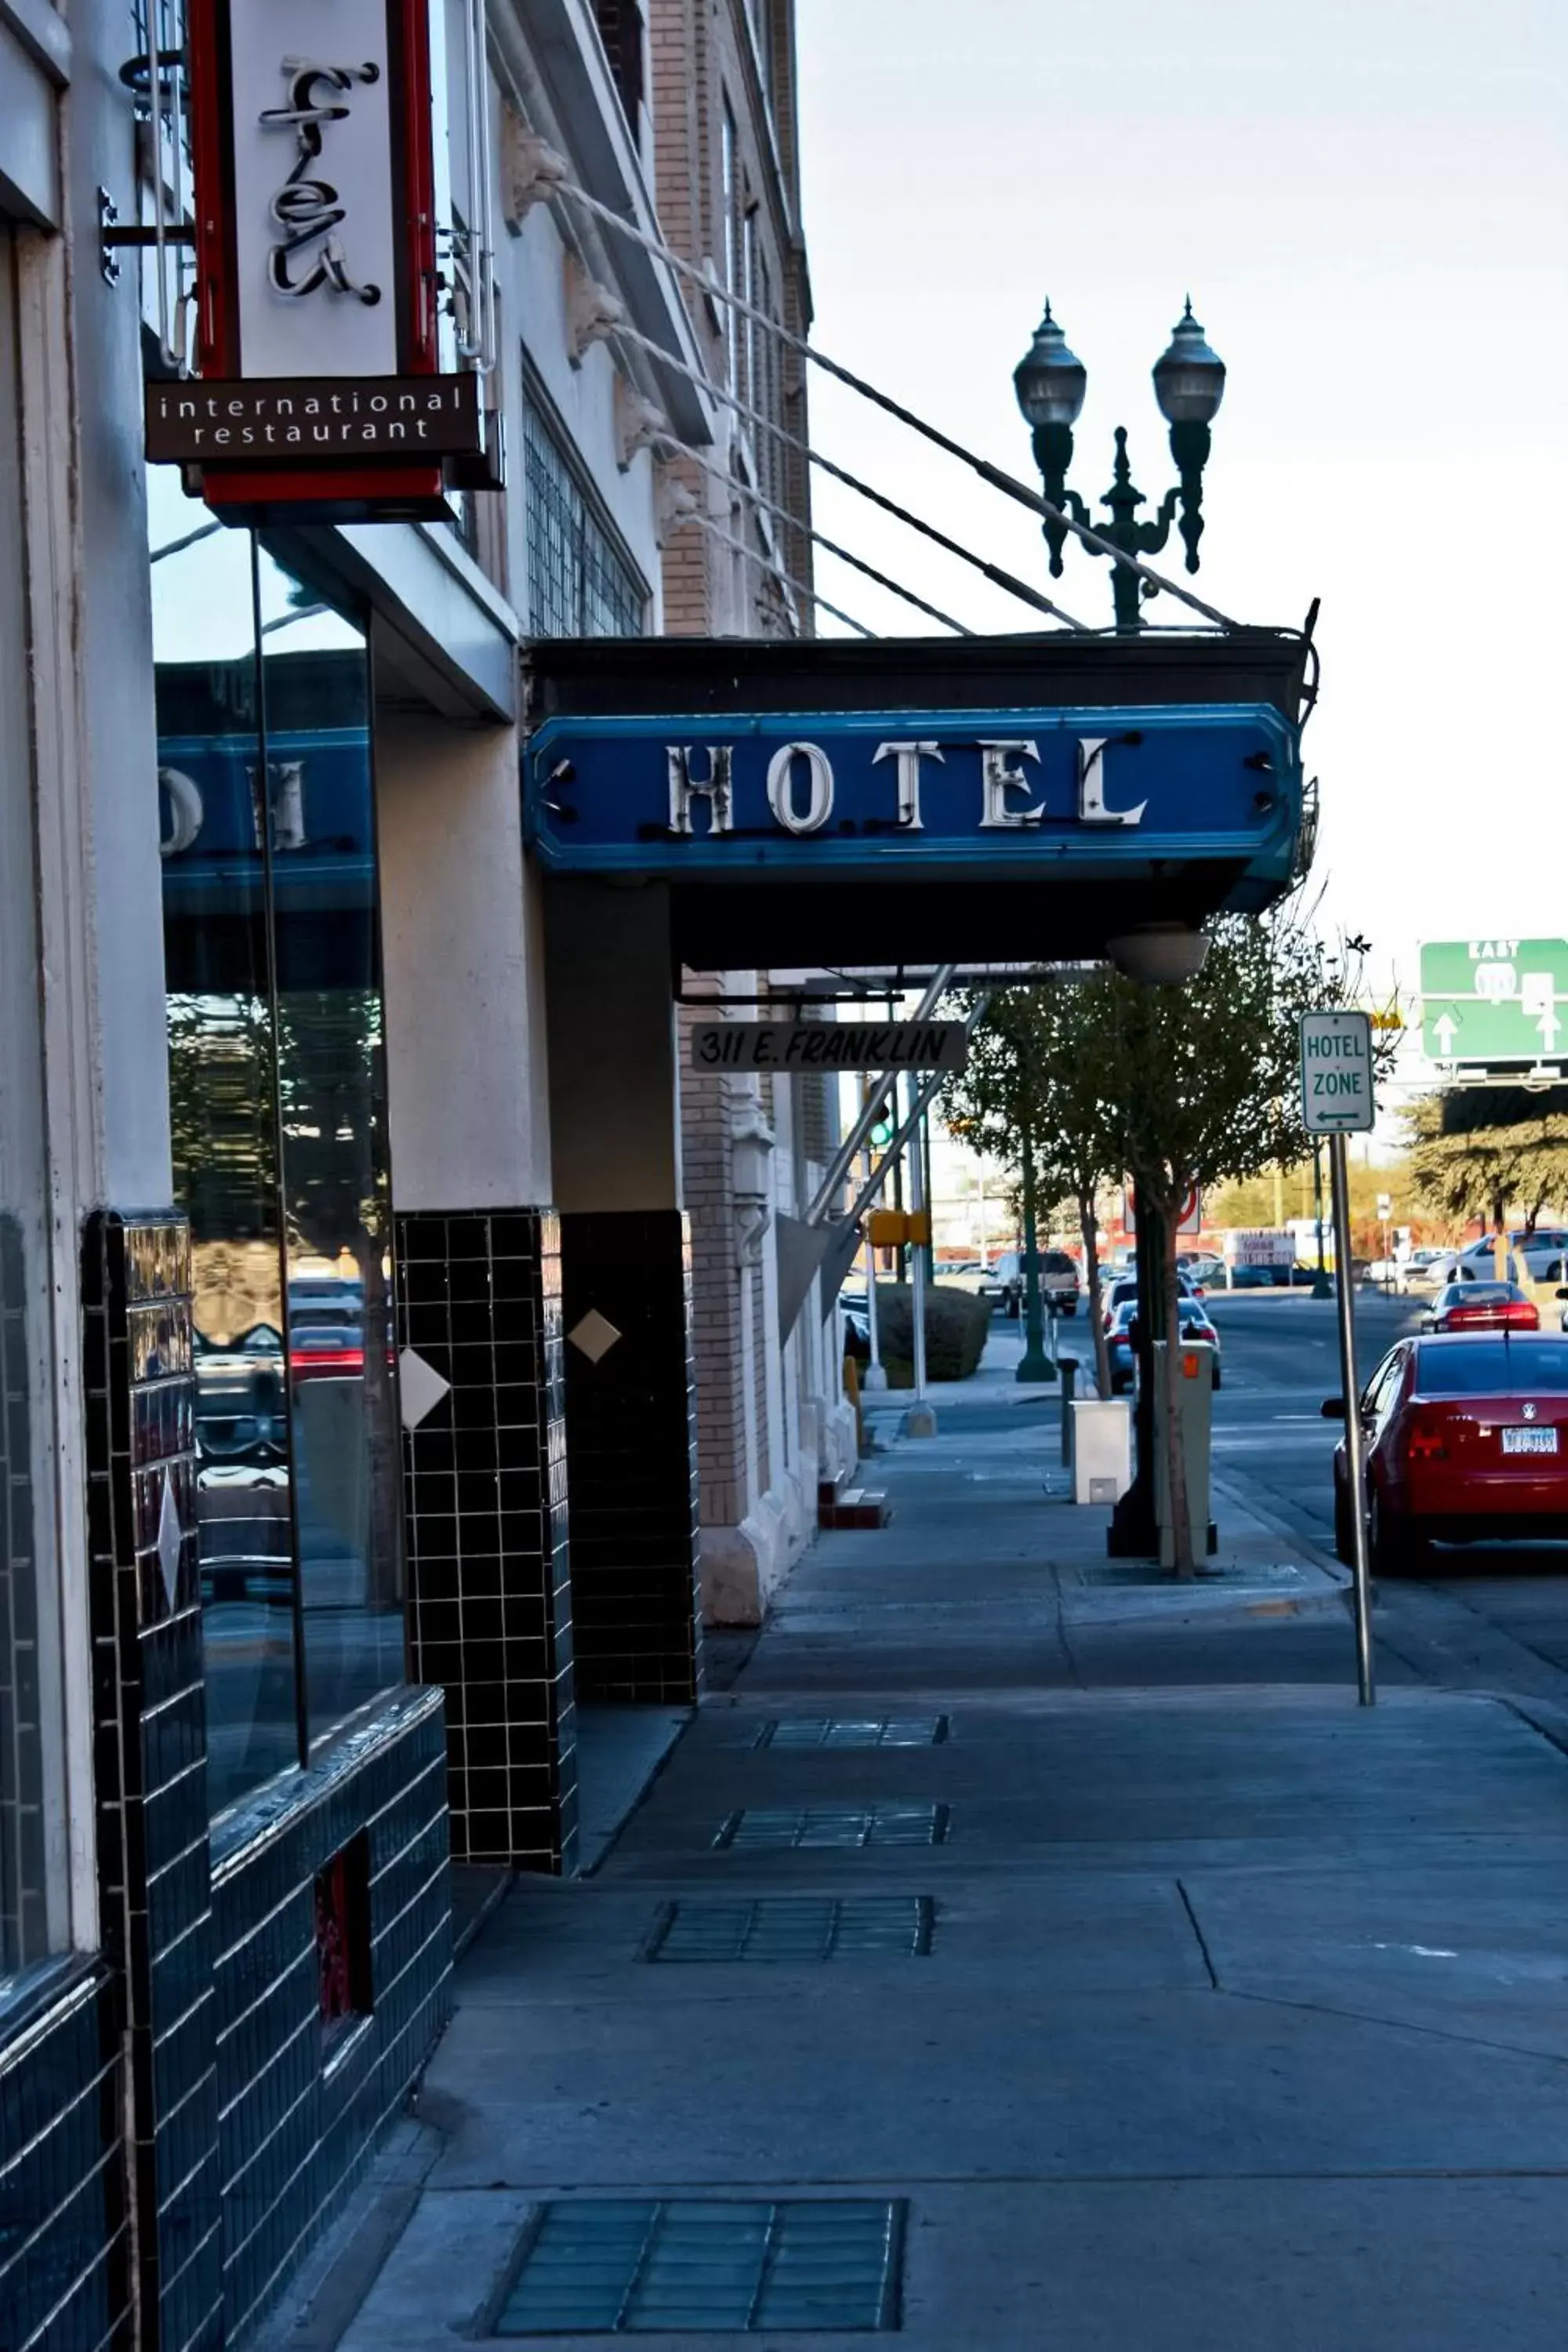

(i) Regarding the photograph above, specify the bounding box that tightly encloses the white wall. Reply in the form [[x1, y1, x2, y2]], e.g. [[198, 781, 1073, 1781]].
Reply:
[[377, 712, 554, 1209]]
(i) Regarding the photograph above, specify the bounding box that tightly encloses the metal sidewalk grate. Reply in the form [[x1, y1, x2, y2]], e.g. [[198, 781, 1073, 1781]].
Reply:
[[753, 1716, 949, 1751], [644, 1896, 935, 1962], [1076, 1562, 1306, 1588], [492, 2198, 905, 2333], [713, 1804, 949, 1850]]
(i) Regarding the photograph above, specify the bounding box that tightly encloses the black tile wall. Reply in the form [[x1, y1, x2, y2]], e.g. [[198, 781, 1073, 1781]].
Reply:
[[82, 1211, 223, 2352], [0, 1210, 48, 1976], [75, 1214, 454, 2350], [209, 1689, 451, 2343], [560, 1210, 702, 1705], [0, 1962, 129, 2352], [394, 1212, 577, 1875]]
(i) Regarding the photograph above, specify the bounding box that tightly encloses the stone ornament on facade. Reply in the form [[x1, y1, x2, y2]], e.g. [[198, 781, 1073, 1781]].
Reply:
[[616, 376, 671, 471], [502, 111, 569, 233], [565, 252, 626, 363], [730, 1109, 775, 1269]]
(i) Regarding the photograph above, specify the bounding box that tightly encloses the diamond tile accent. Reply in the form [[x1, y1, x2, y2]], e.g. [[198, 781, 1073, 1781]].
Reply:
[[156, 1465, 183, 1611], [493, 2199, 903, 2333], [397, 1345, 452, 1432], [713, 1805, 949, 1851], [567, 1307, 623, 1365], [753, 1716, 949, 1751], [644, 1897, 934, 1963]]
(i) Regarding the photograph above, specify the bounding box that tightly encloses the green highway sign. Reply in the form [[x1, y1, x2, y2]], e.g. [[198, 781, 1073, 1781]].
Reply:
[[1419, 937, 1568, 1065]]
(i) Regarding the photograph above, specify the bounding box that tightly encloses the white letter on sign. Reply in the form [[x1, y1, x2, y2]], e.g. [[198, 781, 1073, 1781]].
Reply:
[[1076, 738, 1146, 827], [978, 741, 1043, 828], [667, 746, 734, 836], [873, 740, 943, 831], [767, 742, 835, 834]]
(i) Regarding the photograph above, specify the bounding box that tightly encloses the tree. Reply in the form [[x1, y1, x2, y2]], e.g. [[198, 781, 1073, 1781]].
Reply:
[[1408, 1087, 1568, 1243], [949, 908, 1363, 1574], [943, 985, 1122, 1399], [1100, 911, 1380, 1570]]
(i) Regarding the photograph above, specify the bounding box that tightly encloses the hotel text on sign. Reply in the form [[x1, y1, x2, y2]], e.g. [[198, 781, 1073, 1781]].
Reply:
[[1299, 1010, 1375, 1134]]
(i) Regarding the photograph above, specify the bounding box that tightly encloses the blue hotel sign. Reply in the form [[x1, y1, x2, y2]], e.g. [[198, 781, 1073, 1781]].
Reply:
[[524, 701, 1302, 892]]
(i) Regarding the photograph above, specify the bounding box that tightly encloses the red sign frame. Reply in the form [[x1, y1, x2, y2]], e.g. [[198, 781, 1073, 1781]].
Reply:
[[187, 0, 446, 517]]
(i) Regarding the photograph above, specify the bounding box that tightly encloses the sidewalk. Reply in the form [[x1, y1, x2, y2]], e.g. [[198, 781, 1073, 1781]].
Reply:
[[275, 1342, 1568, 2350]]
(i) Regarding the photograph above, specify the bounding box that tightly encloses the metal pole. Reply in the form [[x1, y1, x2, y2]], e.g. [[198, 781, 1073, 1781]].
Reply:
[[1016, 1134, 1054, 1382], [907, 1076, 930, 1407], [843, 996, 993, 1230], [1311, 1137, 1331, 1299], [804, 964, 954, 1225], [863, 1235, 886, 1392], [1330, 1131, 1376, 1706]]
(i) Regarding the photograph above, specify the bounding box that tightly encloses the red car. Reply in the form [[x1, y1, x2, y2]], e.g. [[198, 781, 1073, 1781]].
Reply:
[[1328, 1332, 1568, 1571], [1420, 1280, 1538, 1335]]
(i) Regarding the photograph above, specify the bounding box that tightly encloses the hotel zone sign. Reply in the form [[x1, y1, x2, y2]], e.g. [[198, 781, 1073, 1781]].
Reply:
[[525, 702, 1302, 886], [176, 0, 480, 509], [1300, 1010, 1375, 1134]]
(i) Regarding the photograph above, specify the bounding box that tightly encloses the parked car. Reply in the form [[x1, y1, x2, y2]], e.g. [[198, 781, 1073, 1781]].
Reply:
[[1426, 1243, 1520, 1286], [1396, 1247, 1446, 1294], [993, 1248, 1079, 1319], [1105, 1297, 1222, 1392], [1327, 1331, 1568, 1570], [936, 1261, 1004, 1305], [1419, 1282, 1538, 1335], [1514, 1226, 1568, 1270], [1181, 1253, 1228, 1288], [1101, 1272, 1197, 1330]]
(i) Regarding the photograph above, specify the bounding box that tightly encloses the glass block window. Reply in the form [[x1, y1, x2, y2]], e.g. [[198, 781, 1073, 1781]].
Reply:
[[521, 387, 647, 639]]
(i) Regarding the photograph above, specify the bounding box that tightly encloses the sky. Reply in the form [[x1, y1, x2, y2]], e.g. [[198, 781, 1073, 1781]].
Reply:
[[794, 0, 1568, 1115]]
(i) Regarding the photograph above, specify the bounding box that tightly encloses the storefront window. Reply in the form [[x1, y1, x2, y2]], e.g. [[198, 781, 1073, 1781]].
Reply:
[[0, 226, 68, 1973], [151, 483, 405, 1812]]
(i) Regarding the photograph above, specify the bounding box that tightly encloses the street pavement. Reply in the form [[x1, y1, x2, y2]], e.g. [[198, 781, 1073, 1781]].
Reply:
[[261, 1303, 1568, 2350]]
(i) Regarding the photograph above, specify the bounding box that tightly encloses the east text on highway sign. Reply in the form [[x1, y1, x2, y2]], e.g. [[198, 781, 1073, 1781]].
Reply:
[[1300, 1009, 1375, 1134], [1419, 937, 1568, 1065]]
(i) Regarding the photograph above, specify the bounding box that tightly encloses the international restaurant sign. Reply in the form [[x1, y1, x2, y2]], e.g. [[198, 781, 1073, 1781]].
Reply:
[[146, 375, 478, 463], [525, 702, 1302, 887], [177, 0, 480, 503]]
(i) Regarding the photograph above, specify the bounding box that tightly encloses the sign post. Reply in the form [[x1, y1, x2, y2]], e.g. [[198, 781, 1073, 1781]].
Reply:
[[1299, 1008, 1377, 1705]]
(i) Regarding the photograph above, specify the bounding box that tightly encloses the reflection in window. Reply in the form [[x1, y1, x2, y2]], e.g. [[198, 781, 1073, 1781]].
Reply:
[[256, 544, 404, 1744], [153, 491, 405, 1812], [521, 385, 647, 638], [157, 520, 301, 1810], [0, 227, 67, 1971]]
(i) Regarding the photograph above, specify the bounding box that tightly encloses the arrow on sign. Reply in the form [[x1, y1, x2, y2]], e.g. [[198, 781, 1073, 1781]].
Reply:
[[1433, 1012, 1457, 1054], [1537, 1007, 1562, 1052]]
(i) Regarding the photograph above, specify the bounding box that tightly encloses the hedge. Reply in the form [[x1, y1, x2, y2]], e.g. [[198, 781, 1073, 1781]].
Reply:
[[869, 1282, 992, 1385]]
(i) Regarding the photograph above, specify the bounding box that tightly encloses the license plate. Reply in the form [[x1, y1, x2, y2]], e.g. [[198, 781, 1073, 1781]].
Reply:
[[1502, 1426, 1559, 1455]]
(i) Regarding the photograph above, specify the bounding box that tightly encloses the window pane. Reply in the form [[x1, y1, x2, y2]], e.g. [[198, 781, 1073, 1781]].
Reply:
[[0, 226, 67, 1969], [521, 387, 646, 638], [1415, 1340, 1568, 1395], [153, 495, 303, 1811], [255, 547, 405, 1745]]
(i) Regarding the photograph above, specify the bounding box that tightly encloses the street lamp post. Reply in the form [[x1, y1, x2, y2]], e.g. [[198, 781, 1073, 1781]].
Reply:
[[1014, 300, 1227, 631], [1015, 1128, 1055, 1385]]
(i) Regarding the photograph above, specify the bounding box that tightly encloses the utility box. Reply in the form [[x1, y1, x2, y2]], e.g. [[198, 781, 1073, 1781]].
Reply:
[[1070, 1399, 1132, 1506], [1151, 1339, 1214, 1565]]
